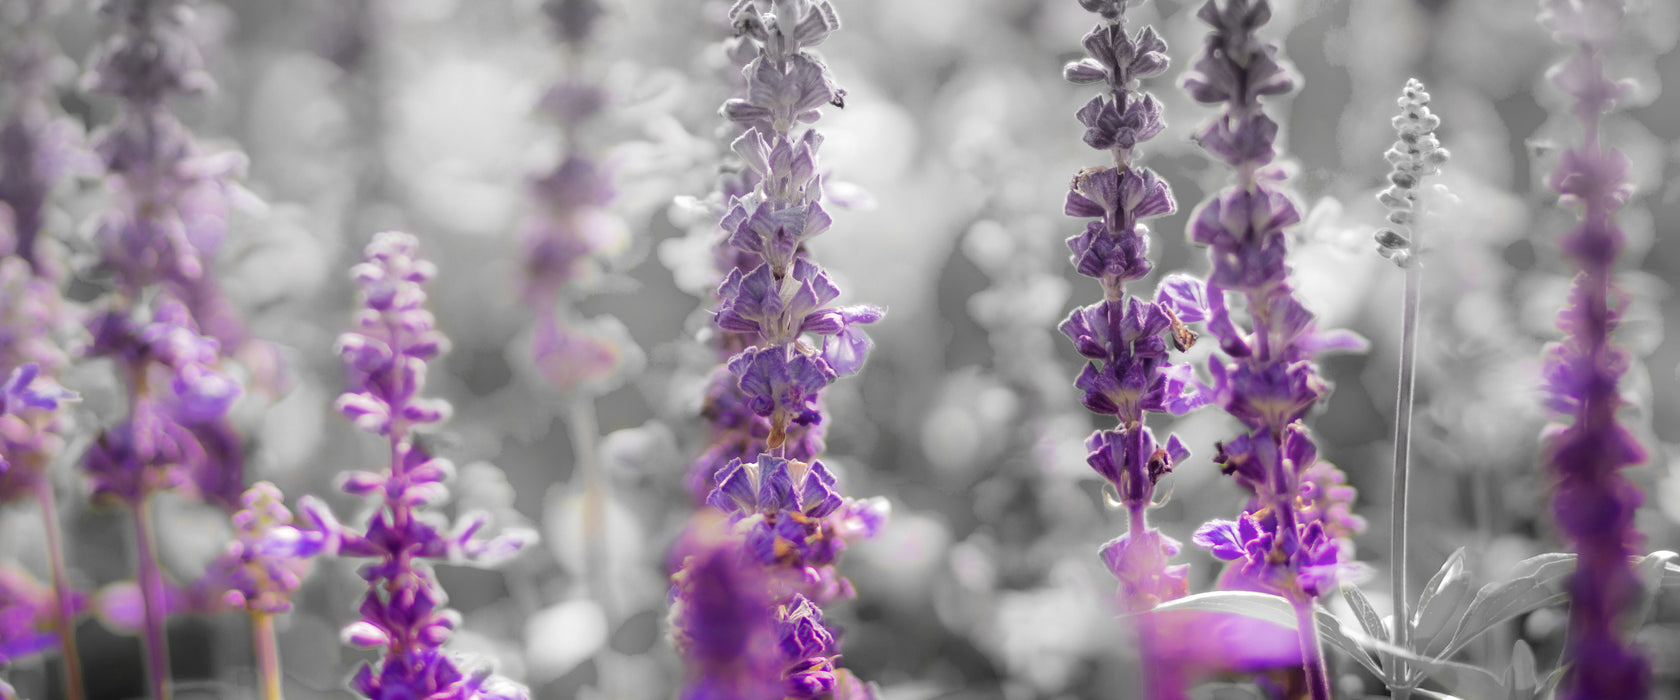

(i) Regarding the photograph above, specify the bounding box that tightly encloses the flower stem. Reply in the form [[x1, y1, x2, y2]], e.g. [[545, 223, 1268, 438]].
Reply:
[[250, 611, 282, 700], [1390, 215, 1424, 700], [1292, 594, 1333, 700], [36, 477, 85, 700], [131, 496, 172, 700], [569, 395, 608, 607], [568, 394, 616, 697]]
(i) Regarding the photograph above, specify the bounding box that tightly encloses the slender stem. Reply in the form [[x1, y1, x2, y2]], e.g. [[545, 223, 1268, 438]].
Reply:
[[131, 497, 172, 700], [250, 611, 282, 700], [567, 393, 613, 696], [568, 395, 609, 609], [1293, 594, 1333, 700], [1390, 242, 1421, 698], [36, 477, 85, 700]]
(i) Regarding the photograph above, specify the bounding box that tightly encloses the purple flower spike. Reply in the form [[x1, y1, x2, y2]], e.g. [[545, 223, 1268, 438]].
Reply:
[[674, 1, 886, 693], [195, 482, 314, 614], [295, 234, 532, 700], [1536, 1, 1653, 697], [1180, 3, 1365, 697], [1058, 2, 1204, 649]]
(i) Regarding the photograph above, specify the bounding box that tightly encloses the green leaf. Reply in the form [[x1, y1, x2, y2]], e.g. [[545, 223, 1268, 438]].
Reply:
[[1632, 551, 1680, 628], [1504, 640, 1537, 700], [1337, 622, 1506, 700], [1435, 553, 1575, 658], [1340, 583, 1392, 679], [1437, 550, 1680, 660], [1416, 548, 1468, 620], [1414, 550, 1473, 658], [1149, 591, 1384, 680]]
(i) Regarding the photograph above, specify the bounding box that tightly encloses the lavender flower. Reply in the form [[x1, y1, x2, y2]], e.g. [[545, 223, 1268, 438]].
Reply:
[[0, 0, 94, 276], [1058, 0, 1202, 621], [1537, 1, 1650, 696], [1179, 2, 1365, 697], [0, 565, 86, 665], [673, 1, 886, 695], [280, 232, 531, 700], [83, 0, 259, 513], [196, 483, 312, 615]]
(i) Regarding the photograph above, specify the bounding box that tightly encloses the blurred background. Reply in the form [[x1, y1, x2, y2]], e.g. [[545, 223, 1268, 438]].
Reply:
[[2, 0, 1680, 698]]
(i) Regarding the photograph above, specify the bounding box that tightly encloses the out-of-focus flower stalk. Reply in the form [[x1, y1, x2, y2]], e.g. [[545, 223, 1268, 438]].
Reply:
[[1536, 1, 1650, 697], [521, 0, 639, 629], [1, 1, 89, 692], [1373, 78, 1449, 699], [79, 1, 258, 694], [1, 364, 81, 696]]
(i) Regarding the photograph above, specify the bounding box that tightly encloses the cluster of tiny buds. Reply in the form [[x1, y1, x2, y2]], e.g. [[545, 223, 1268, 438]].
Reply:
[[1374, 78, 1449, 267]]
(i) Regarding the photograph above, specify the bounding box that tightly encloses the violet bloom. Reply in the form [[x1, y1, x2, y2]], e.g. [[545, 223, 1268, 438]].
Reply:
[[82, 300, 241, 504], [196, 483, 312, 615], [1179, 2, 1364, 697], [0, 565, 86, 665], [0, 0, 94, 276], [1058, 0, 1202, 617], [83, 0, 258, 508], [1537, 0, 1650, 697], [669, 524, 784, 700], [673, 1, 886, 696], [279, 232, 531, 700]]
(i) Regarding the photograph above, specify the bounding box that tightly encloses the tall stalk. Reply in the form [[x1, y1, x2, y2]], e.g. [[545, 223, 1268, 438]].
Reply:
[[34, 477, 84, 700], [131, 499, 171, 700], [250, 611, 281, 700], [1373, 78, 1448, 698]]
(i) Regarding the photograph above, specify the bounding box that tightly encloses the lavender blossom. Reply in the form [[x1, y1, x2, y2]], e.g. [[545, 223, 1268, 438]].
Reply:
[[0, 0, 93, 276], [279, 232, 531, 700], [194, 482, 314, 700], [84, 0, 263, 512], [673, 1, 887, 696], [0, 565, 86, 666], [1537, 1, 1650, 696], [196, 482, 312, 615], [1058, 0, 1203, 626], [1179, 2, 1365, 698]]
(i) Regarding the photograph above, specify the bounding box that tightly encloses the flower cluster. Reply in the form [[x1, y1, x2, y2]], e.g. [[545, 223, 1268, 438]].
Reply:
[[1373, 79, 1449, 266], [1179, 1, 1365, 696], [0, 0, 93, 276], [85, 0, 250, 320], [0, 565, 85, 666], [1058, 0, 1203, 615], [519, 0, 640, 396], [83, 0, 260, 510], [81, 300, 241, 505], [278, 232, 532, 700], [0, 244, 78, 494], [194, 482, 313, 614], [672, 1, 887, 696], [1181, 0, 1364, 600], [1537, 1, 1650, 697]]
